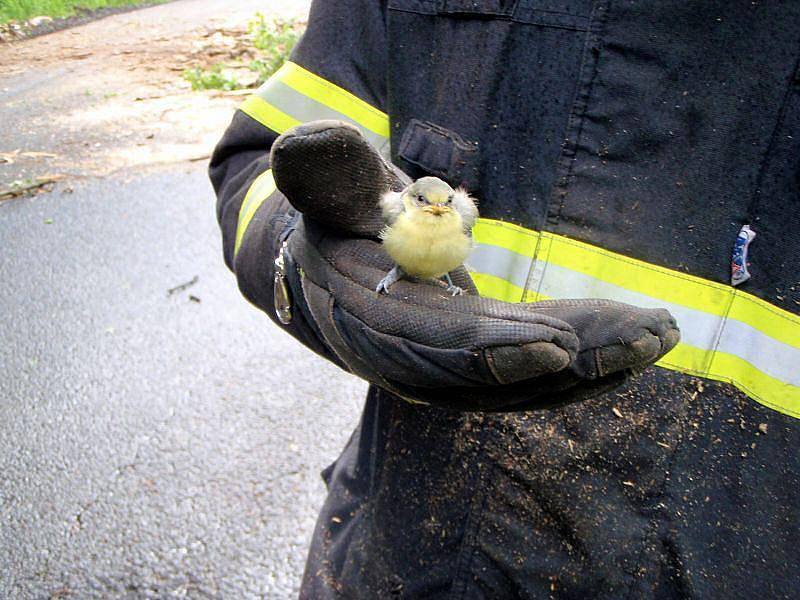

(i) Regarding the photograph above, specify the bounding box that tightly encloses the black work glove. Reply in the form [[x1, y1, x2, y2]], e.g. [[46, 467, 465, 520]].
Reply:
[[270, 120, 680, 411]]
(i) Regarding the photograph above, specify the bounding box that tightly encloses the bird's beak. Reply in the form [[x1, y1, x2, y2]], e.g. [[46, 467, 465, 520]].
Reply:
[[424, 205, 450, 216]]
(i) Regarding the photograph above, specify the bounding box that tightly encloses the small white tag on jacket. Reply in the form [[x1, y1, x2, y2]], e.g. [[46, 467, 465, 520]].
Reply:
[[731, 224, 756, 286]]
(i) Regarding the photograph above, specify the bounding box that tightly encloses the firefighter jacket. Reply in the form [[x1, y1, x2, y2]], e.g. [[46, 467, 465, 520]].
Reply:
[[210, 1, 800, 597]]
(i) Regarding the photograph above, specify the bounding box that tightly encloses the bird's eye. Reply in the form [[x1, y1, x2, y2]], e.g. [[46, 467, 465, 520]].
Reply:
[[447, 195, 453, 204], [417, 195, 426, 204]]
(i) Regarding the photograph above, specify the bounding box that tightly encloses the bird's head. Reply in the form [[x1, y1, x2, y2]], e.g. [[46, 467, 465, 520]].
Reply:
[[403, 177, 456, 217]]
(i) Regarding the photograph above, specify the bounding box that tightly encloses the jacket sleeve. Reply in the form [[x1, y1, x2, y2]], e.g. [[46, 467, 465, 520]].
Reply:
[[208, 0, 388, 360]]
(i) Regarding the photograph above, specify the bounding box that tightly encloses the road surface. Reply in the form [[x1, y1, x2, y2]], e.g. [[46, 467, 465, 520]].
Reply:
[[1, 1, 367, 598], [0, 166, 366, 599]]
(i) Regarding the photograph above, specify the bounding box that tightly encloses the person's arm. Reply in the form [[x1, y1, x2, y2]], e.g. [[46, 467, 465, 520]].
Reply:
[[209, 0, 389, 362]]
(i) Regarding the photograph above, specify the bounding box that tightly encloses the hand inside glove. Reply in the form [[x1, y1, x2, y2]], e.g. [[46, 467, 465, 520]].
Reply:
[[269, 120, 680, 411]]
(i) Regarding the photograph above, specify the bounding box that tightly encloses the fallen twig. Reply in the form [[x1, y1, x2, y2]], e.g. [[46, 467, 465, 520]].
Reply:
[[0, 150, 58, 165], [0, 149, 21, 164], [21, 151, 58, 159], [0, 176, 62, 201], [167, 275, 199, 296]]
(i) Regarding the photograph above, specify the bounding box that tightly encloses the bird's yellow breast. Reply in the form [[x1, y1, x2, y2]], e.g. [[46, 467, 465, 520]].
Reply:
[[380, 209, 471, 278]]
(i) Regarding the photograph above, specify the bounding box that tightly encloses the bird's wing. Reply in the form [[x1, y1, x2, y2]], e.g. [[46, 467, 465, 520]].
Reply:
[[453, 188, 479, 233], [379, 190, 405, 225]]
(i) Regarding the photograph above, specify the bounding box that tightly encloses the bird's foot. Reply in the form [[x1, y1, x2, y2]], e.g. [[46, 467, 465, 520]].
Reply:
[[442, 273, 464, 296], [376, 265, 405, 294]]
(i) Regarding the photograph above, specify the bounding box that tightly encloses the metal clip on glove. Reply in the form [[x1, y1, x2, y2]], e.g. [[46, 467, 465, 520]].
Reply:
[[270, 120, 680, 411]]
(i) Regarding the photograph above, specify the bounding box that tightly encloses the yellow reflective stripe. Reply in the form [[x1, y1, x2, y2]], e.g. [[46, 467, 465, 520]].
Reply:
[[656, 342, 715, 379], [234, 169, 276, 258], [708, 353, 800, 419], [540, 232, 734, 320], [468, 272, 529, 303], [468, 217, 800, 418], [537, 231, 800, 353], [240, 96, 300, 135], [473, 220, 798, 355], [658, 343, 800, 418], [727, 290, 800, 351], [238, 61, 390, 156], [472, 219, 539, 259], [277, 62, 390, 138], [229, 64, 800, 417]]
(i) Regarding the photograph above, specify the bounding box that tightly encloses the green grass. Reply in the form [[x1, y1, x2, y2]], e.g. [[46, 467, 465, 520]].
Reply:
[[248, 14, 303, 86], [0, 0, 168, 24], [183, 64, 239, 92], [181, 15, 304, 91]]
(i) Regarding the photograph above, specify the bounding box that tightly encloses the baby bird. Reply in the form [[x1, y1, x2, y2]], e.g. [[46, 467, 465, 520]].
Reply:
[[376, 176, 479, 295]]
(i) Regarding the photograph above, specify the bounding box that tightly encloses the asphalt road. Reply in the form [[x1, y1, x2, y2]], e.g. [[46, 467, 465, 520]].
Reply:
[[0, 165, 366, 598]]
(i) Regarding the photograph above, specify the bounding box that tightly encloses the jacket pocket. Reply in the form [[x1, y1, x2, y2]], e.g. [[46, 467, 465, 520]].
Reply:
[[386, 0, 593, 224], [397, 119, 480, 189], [388, 0, 592, 31]]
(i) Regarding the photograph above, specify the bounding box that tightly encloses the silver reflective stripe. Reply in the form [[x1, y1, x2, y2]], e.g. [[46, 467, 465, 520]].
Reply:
[[536, 262, 721, 353], [717, 317, 800, 387], [256, 79, 391, 157], [468, 241, 800, 388], [466, 242, 531, 293]]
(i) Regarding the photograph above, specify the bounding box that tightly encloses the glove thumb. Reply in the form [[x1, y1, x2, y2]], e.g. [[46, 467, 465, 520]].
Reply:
[[270, 120, 409, 238]]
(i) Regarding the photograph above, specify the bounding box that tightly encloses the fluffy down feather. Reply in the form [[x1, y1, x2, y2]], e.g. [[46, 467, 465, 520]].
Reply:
[[379, 190, 405, 226], [451, 187, 478, 233]]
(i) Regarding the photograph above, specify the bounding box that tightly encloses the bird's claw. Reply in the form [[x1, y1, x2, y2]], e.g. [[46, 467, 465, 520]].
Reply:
[[441, 273, 463, 296], [375, 277, 392, 294], [376, 265, 404, 294]]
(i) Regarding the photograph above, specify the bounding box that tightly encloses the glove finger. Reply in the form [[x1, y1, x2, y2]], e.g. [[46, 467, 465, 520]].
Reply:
[[299, 272, 572, 390], [529, 299, 680, 377], [270, 120, 410, 237], [333, 305, 574, 386], [591, 326, 679, 374], [372, 301, 677, 410]]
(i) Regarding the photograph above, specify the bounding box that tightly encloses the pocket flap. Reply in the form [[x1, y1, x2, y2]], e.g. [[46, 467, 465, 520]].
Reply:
[[397, 119, 479, 187], [388, 0, 591, 29], [437, 0, 518, 17]]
